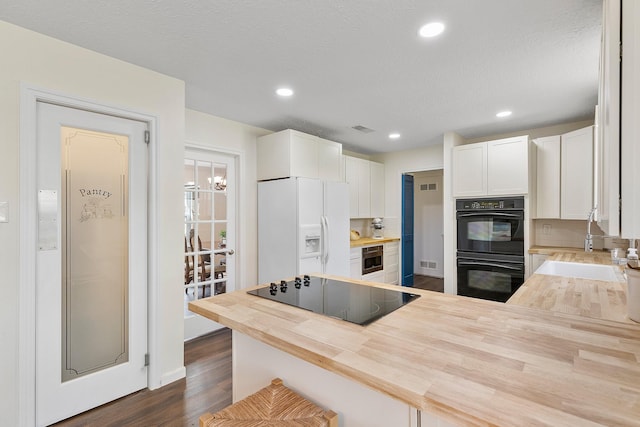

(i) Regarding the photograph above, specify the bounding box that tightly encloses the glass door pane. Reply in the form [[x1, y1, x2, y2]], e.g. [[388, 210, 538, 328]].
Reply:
[[61, 126, 129, 382], [184, 158, 228, 310]]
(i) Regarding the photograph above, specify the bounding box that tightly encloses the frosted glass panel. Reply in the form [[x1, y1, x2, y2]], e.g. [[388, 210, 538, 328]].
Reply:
[[61, 126, 129, 382]]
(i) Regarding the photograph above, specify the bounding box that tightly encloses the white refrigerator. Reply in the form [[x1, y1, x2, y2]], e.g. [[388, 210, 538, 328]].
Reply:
[[258, 177, 350, 284]]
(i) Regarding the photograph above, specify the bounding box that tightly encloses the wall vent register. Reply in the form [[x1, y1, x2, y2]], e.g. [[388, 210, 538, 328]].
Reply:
[[247, 275, 419, 326]]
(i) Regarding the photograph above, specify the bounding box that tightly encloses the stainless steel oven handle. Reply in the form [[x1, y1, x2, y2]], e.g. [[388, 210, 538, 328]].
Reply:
[[457, 212, 523, 218], [458, 261, 523, 271]]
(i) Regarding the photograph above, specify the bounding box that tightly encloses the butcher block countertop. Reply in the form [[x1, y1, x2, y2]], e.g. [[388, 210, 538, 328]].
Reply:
[[509, 247, 632, 323], [189, 274, 640, 427], [350, 236, 400, 247]]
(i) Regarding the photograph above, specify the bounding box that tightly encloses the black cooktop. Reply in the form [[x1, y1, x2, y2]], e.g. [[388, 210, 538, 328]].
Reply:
[[247, 275, 420, 326]]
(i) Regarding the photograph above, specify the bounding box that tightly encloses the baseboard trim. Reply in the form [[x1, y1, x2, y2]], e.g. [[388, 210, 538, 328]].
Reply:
[[155, 366, 186, 390]]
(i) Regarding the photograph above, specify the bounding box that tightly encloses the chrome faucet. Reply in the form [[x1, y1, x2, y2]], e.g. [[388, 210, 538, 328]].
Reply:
[[584, 206, 597, 252]]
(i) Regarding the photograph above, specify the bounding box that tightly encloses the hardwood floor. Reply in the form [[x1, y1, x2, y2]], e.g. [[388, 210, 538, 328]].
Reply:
[[412, 274, 444, 292], [52, 328, 232, 427]]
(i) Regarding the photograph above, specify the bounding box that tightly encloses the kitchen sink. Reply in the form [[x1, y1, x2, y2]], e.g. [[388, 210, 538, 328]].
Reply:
[[534, 260, 619, 282]]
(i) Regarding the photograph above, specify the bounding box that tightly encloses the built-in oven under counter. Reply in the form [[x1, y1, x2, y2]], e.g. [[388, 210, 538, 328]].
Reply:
[[362, 245, 383, 276], [456, 252, 525, 303]]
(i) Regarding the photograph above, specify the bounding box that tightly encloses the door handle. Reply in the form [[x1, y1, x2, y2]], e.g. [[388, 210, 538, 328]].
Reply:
[[225, 249, 234, 256]]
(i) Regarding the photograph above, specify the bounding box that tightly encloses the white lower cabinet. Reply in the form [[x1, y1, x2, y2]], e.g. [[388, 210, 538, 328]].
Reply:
[[384, 241, 399, 285], [350, 242, 400, 284], [529, 254, 548, 277], [361, 270, 384, 283], [350, 248, 362, 279]]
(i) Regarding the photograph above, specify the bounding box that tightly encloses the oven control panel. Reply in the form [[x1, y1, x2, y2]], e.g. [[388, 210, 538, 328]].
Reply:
[[456, 197, 524, 211]]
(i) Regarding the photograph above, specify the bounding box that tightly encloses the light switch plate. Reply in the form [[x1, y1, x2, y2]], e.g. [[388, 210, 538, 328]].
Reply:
[[0, 201, 8, 223]]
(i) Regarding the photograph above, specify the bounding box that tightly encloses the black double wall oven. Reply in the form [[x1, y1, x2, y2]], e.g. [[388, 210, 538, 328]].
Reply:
[[456, 197, 525, 302]]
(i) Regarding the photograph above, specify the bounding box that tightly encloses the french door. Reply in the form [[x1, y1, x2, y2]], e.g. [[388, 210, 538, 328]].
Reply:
[[35, 102, 148, 425], [183, 148, 236, 340]]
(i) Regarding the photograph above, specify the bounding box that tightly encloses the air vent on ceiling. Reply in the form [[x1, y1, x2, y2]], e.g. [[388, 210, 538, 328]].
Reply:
[[352, 125, 375, 133]]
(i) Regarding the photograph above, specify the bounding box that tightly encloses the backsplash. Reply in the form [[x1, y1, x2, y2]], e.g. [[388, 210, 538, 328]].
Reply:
[[532, 219, 628, 250], [350, 218, 390, 237]]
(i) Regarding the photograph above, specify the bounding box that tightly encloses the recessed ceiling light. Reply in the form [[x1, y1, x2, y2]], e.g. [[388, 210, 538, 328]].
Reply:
[[419, 22, 445, 38], [276, 87, 294, 97], [389, 133, 401, 140], [496, 110, 512, 118]]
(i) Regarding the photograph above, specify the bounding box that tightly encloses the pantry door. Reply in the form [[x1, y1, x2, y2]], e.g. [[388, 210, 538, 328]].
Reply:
[[35, 102, 148, 426]]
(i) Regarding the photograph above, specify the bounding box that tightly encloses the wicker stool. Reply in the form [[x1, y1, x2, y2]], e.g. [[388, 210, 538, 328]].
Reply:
[[199, 378, 338, 427]]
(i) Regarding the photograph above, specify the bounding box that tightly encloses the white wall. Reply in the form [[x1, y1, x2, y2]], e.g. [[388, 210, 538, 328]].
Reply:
[[413, 170, 444, 278], [0, 20, 185, 425], [371, 144, 444, 237], [185, 109, 270, 290]]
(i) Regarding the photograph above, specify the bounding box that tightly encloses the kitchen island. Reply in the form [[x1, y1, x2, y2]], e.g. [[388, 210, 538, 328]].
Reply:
[[189, 274, 640, 426]]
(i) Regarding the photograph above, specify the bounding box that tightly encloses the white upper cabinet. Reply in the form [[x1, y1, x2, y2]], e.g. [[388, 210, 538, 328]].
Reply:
[[533, 127, 594, 220], [561, 126, 594, 220], [345, 156, 361, 218], [487, 136, 530, 195], [316, 137, 342, 181], [257, 129, 342, 181], [620, 0, 640, 238], [356, 158, 371, 218], [369, 161, 385, 218], [344, 156, 384, 218], [534, 135, 561, 218], [453, 135, 529, 197], [597, 0, 621, 236], [452, 143, 487, 197]]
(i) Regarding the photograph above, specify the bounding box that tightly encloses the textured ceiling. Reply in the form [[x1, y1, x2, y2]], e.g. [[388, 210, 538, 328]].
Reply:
[[0, 0, 602, 154]]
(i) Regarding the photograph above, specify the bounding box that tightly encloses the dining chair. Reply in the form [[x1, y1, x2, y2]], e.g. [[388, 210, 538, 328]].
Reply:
[[190, 231, 212, 297], [184, 236, 195, 292]]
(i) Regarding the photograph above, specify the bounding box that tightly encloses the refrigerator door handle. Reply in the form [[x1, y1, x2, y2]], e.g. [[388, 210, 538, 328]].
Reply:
[[323, 216, 330, 268], [319, 216, 324, 272]]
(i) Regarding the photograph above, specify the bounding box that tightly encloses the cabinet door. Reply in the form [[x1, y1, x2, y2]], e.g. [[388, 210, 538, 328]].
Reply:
[[361, 270, 384, 284], [350, 248, 361, 279], [344, 156, 360, 218], [317, 138, 342, 182], [487, 136, 529, 195], [289, 131, 319, 179], [596, 0, 621, 236], [383, 241, 399, 285], [561, 127, 594, 220], [357, 158, 371, 218], [534, 136, 561, 218], [452, 143, 487, 197], [621, 0, 640, 237], [369, 161, 385, 218], [529, 254, 548, 275], [256, 131, 292, 181]]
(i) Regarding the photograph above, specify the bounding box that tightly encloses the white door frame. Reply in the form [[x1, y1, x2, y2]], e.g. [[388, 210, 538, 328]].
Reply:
[[18, 84, 159, 426]]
